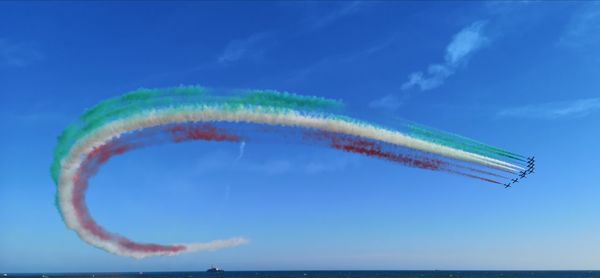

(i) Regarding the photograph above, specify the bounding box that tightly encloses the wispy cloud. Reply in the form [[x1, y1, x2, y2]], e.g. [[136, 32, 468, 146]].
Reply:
[[558, 2, 600, 50], [218, 2, 361, 65], [498, 98, 600, 119], [310, 1, 363, 30], [364, 35, 397, 55], [368, 94, 403, 111], [283, 34, 396, 87], [0, 38, 43, 67], [217, 33, 269, 65], [402, 21, 489, 91]]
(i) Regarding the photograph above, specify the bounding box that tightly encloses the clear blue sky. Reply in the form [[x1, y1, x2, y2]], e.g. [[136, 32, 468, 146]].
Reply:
[[2, 1, 600, 272]]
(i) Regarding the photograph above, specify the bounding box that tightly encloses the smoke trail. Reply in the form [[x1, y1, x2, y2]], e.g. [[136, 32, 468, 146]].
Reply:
[[64, 123, 248, 258], [235, 141, 246, 163], [400, 120, 527, 163], [52, 86, 531, 258]]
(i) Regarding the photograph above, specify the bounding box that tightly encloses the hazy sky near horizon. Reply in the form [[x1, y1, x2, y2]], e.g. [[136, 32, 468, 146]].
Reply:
[[2, 1, 600, 272]]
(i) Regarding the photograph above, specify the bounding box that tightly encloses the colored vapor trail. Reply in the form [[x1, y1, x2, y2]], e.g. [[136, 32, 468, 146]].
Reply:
[[51, 86, 534, 258]]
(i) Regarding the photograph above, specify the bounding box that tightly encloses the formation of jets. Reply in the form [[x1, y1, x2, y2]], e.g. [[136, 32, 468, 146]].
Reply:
[[504, 156, 535, 188]]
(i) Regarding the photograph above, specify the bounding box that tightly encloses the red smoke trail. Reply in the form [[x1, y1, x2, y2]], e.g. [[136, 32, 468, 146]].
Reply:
[[168, 124, 240, 143], [444, 170, 503, 185], [70, 123, 239, 255], [308, 131, 502, 185], [329, 136, 445, 170], [451, 164, 511, 180]]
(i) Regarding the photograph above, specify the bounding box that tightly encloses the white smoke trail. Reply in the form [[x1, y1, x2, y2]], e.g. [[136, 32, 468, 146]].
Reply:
[[58, 105, 524, 258], [184, 237, 249, 253], [235, 141, 246, 163]]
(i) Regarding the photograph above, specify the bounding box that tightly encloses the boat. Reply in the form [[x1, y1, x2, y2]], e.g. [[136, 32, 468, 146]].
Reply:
[[206, 265, 224, 273]]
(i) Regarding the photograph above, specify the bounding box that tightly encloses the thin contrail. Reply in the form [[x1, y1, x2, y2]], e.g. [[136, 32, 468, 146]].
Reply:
[[235, 141, 246, 163]]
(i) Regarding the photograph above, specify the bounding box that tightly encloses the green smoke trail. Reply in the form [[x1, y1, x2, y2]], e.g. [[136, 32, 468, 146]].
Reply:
[[52, 85, 527, 188], [51, 86, 344, 185], [52, 85, 534, 259], [405, 122, 527, 163]]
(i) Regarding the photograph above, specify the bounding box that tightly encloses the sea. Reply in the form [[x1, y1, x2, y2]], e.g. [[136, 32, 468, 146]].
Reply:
[[4, 271, 600, 278]]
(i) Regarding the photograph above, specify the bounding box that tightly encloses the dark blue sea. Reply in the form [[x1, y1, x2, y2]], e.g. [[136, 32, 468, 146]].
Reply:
[[5, 271, 600, 278]]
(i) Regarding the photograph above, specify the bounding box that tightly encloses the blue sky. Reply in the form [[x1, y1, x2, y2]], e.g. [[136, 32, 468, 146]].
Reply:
[[2, 1, 600, 272]]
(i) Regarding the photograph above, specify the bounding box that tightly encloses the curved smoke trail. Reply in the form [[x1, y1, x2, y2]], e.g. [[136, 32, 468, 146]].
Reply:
[[51, 86, 532, 258]]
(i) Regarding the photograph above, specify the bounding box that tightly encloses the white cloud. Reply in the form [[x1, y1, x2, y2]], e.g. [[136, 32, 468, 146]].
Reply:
[[498, 98, 600, 119], [558, 3, 600, 50], [401, 21, 488, 91], [445, 22, 489, 66], [0, 38, 43, 67], [217, 33, 268, 64], [368, 94, 402, 111], [401, 63, 453, 91]]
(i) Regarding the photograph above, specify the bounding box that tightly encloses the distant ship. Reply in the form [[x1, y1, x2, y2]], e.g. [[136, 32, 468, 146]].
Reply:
[[206, 266, 224, 273]]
